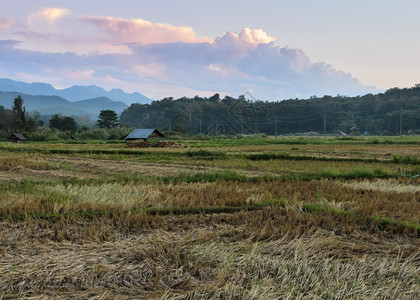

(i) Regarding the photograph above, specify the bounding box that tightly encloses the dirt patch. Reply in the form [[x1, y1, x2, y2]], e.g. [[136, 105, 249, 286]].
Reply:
[[47, 156, 280, 179], [47, 156, 214, 178], [0, 166, 74, 183], [125, 141, 187, 148], [0, 155, 280, 183]]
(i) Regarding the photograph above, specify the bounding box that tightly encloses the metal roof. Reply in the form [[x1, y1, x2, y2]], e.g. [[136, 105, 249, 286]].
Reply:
[[8, 133, 27, 141], [124, 129, 164, 140]]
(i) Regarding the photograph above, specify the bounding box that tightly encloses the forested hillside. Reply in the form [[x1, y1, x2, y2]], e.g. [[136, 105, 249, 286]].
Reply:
[[120, 86, 420, 135]]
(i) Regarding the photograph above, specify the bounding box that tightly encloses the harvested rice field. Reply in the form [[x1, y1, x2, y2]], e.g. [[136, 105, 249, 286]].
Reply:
[[0, 136, 419, 299]]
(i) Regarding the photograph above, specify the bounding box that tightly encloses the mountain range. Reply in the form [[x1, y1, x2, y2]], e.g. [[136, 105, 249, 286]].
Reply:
[[0, 78, 153, 120]]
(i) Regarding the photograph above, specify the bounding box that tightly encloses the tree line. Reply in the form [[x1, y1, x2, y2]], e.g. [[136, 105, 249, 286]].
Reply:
[[0, 97, 122, 140], [119, 87, 420, 135], [1, 86, 419, 140]]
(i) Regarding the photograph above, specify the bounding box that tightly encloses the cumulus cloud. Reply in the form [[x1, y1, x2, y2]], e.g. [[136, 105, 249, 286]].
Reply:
[[0, 12, 377, 101], [28, 8, 71, 25], [79, 16, 211, 44], [225, 27, 275, 45], [0, 18, 15, 30]]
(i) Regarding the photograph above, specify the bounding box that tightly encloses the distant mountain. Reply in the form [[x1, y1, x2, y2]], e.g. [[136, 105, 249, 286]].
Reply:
[[0, 91, 128, 120], [0, 78, 152, 104], [0, 78, 57, 95]]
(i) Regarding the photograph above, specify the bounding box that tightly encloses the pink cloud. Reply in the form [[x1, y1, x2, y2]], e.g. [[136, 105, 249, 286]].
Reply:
[[132, 62, 167, 80], [80, 16, 212, 44], [0, 15, 377, 101], [0, 17, 15, 30], [28, 8, 71, 25]]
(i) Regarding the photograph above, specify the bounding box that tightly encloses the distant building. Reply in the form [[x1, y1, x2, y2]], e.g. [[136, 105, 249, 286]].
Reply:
[[8, 133, 27, 142], [336, 131, 347, 137], [123, 129, 165, 141], [350, 126, 360, 134]]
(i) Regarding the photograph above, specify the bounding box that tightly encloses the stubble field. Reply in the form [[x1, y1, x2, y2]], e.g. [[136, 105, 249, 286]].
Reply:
[[0, 136, 419, 299]]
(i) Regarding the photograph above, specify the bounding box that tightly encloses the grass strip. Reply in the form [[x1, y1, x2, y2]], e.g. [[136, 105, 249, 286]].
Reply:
[[2, 144, 419, 165], [151, 169, 396, 184], [246, 153, 381, 163], [301, 203, 420, 235], [246, 152, 420, 165], [0, 199, 285, 221]]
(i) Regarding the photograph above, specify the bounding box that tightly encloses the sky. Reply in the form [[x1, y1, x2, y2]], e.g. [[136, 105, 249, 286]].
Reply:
[[0, 0, 419, 101]]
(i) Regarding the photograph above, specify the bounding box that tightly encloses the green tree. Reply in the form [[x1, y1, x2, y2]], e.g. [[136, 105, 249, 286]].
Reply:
[[174, 114, 188, 133], [25, 111, 43, 132], [0, 106, 12, 131], [12, 95, 26, 131], [49, 114, 60, 130], [49, 114, 78, 133], [97, 109, 119, 129]]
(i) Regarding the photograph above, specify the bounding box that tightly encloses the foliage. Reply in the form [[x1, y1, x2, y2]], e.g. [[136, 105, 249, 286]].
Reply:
[[0, 105, 12, 132], [120, 86, 420, 135], [97, 109, 119, 129], [12, 95, 26, 131], [78, 126, 131, 140], [0, 96, 43, 134], [48, 114, 78, 133]]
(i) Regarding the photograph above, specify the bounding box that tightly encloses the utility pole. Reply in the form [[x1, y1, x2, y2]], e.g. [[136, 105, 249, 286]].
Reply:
[[241, 120, 244, 135], [200, 120, 202, 134], [275, 116, 278, 137], [323, 106, 327, 135], [400, 104, 403, 139]]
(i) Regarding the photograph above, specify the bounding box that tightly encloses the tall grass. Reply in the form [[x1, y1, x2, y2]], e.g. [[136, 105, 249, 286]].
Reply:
[[393, 154, 420, 165], [1, 138, 420, 298]]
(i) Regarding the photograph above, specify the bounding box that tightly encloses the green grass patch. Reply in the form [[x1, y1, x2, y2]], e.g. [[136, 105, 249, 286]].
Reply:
[[392, 154, 420, 165], [0, 198, 285, 221], [301, 203, 420, 235], [156, 169, 250, 183], [110, 167, 395, 185], [184, 149, 227, 160], [245, 152, 382, 163]]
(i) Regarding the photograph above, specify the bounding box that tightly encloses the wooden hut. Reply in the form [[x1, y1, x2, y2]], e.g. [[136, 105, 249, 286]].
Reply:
[[350, 126, 360, 134], [123, 129, 165, 141], [8, 133, 27, 142]]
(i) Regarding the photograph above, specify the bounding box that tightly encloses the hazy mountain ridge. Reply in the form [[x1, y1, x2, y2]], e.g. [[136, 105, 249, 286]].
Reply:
[[0, 91, 128, 120], [0, 78, 152, 104]]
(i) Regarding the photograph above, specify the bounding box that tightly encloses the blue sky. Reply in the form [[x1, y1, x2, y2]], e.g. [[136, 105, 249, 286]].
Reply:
[[1, 0, 419, 100]]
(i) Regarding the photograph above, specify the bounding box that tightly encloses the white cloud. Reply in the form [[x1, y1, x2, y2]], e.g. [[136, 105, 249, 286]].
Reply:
[[216, 28, 275, 48], [28, 8, 71, 25], [239, 28, 275, 45]]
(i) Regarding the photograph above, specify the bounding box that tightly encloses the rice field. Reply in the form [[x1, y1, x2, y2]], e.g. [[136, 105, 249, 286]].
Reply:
[[0, 136, 419, 299]]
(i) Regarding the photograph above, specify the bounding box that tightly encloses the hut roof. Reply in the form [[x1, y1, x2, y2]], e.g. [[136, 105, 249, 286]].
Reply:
[[124, 129, 165, 140], [8, 133, 27, 141]]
